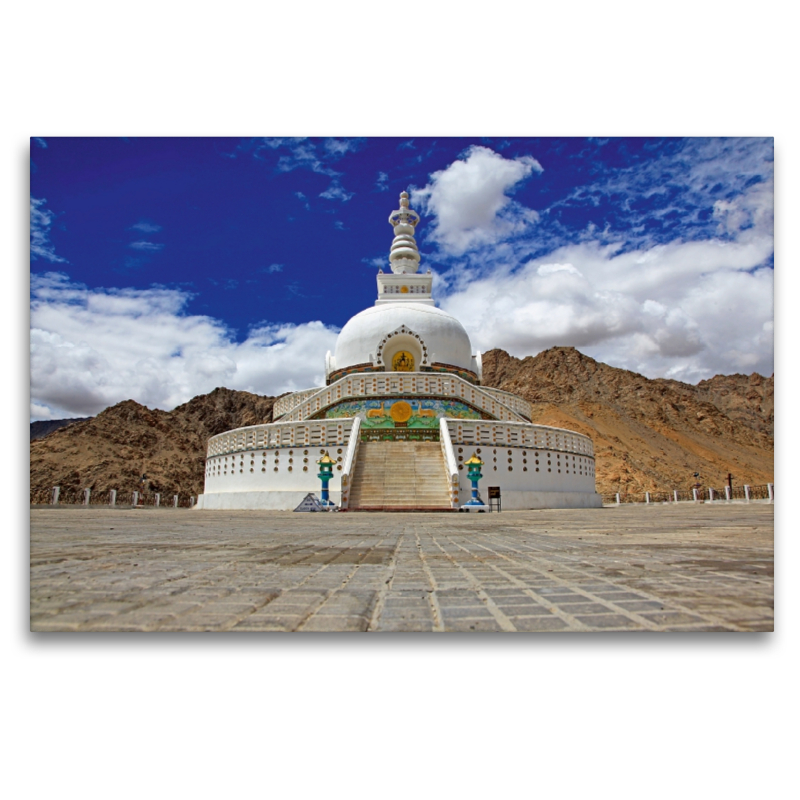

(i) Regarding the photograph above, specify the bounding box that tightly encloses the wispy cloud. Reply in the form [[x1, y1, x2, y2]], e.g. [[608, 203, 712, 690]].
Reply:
[[130, 220, 162, 233], [243, 137, 361, 178], [334, 220, 345, 230], [542, 137, 774, 254], [319, 179, 354, 202], [30, 197, 67, 263], [129, 241, 164, 251], [323, 138, 364, 157], [376, 171, 389, 191], [260, 263, 284, 274]]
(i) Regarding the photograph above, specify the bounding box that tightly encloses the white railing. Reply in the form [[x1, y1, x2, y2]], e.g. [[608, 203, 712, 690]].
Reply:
[[479, 387, 532, 420], [272, 386, 323, 419], [281, 372, 528, 424], [339, 417, 361, 511], [207, 419, 355, 457], [439, 418, 460, 508], [445, 419, 594, 457]]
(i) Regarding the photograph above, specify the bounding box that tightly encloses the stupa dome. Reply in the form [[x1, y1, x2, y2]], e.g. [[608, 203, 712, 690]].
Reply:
[[332, 302, 474, 375]]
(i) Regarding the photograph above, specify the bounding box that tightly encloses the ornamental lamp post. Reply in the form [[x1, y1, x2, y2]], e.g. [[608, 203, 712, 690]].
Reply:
[[463, 453, 485, 508], [317, 451, 336, 508]]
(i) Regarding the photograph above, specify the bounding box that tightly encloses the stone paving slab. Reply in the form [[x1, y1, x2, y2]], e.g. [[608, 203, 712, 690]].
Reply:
[[30, 504, 774, 632]]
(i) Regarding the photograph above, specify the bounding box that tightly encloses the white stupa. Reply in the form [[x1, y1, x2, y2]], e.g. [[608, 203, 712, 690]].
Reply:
[[197, 192, 601, 511]]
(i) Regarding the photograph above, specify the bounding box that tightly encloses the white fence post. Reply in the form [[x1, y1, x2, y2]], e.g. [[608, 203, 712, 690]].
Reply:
[[709, 488, 715, 501], [615, 493, 620, 505], [173, 495, 179, 507], [52, 486, 60, 505], [83, 488, 91, 506], [155, 493, 160, 507], [725, 486, 731, 501], [767, 483, 773, 502], [109, 489, 116, 506], [190, 496, 195, 507], [645, 492, 650, 504], [673, 490, 678, 503], [132, 490, 139, 506], [692, 488, 698, 502], [744, 484, 751, 502]]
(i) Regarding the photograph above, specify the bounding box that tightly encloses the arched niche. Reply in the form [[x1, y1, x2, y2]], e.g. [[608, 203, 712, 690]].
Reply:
[[375, 326, 430, 372]]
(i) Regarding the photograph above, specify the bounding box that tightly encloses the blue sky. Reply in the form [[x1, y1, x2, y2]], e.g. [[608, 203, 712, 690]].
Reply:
[[30, 136, 774, 420]]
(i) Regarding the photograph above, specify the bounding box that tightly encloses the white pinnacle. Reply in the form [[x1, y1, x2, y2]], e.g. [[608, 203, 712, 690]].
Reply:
[[387, 191, 421, 274]]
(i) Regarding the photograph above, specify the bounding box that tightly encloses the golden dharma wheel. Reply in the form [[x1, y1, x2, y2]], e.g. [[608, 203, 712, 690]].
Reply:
[[389, 401, 413, 423]]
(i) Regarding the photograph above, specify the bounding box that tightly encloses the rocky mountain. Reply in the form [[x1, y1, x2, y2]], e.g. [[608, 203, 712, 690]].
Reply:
[[30, 388, 275, 501], [30, 348, 774, 501], [481, 347, 773, 494], [30, 418, 91, 441]]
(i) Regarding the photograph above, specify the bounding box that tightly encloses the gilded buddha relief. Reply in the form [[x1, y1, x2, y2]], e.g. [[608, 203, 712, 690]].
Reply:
[[392, 350, 414, 371]]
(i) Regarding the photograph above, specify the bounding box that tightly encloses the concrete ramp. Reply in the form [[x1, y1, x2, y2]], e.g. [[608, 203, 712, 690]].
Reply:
[[348, 441, 452, 511]]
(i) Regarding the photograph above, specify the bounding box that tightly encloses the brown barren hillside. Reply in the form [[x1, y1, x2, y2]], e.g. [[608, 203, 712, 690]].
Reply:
[[482, 347, 773, 494], [30, 388, 275, 500], [30, 349, 774, 500]]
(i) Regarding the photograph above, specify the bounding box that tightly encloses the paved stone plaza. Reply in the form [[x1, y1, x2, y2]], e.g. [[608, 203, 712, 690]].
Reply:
[[30, 504, 773, 632]]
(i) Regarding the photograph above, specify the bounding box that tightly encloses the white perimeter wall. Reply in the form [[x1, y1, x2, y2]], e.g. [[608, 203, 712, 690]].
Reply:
[[453, 444, 596, 499], [204, 446, 346, 495]]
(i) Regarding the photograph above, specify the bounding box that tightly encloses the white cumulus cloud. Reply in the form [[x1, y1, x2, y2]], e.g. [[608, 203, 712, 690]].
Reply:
[[30, 273, 339, 420], [439, 238, 773, 382], [411, 145, 542, 255]]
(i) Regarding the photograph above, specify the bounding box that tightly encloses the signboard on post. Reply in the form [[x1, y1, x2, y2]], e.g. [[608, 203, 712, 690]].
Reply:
[[488, 486, 501, 512]]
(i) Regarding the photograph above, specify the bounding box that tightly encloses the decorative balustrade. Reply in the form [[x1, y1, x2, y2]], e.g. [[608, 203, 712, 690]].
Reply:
[[207, 419, 356, 457], [478, 387, 532, 420], [280, 372, 529, 424], [273, 386, 323, 419], [445, 419, 595, 457]]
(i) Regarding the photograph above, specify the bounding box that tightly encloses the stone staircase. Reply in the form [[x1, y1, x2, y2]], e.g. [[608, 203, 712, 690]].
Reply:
[[348, 441, 452, 511]]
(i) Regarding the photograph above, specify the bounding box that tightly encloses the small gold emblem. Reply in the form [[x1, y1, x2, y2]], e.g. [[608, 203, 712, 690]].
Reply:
[[392, 351, 414, 371]]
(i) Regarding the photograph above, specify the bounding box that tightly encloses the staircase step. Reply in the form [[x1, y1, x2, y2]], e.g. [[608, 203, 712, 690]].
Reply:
[[348, 441, 451, 510]]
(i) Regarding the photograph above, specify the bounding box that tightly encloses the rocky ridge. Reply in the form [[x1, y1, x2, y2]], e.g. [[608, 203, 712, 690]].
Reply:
[[30, 388, 275, 501], [481, 347, 773, 494]]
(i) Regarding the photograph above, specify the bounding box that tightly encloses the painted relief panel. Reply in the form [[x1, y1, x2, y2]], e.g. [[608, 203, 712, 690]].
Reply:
[[323, 397, 483, 429]]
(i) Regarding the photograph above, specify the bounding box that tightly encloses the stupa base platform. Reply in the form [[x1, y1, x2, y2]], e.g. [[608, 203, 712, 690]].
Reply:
[[346, 506, 455, 513]]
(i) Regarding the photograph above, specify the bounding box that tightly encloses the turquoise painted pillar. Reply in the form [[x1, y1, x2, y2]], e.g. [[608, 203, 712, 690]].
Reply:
[[463, 453, 484, 507], [317, 452, 336, 507]]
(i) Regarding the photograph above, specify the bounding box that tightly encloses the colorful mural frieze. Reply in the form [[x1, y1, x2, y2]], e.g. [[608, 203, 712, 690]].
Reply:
[[321, 397, 484, 429]]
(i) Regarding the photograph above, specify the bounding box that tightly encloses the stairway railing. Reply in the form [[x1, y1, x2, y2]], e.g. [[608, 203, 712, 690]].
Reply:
[[440, 417, 460, 508], [339, 417, 361, 510]]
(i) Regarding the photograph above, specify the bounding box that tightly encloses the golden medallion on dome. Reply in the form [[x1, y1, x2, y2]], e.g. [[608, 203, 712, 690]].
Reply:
[[392, 350, 414, 371], [400, 285, 409, 293], [389, 401, 413, 423]]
